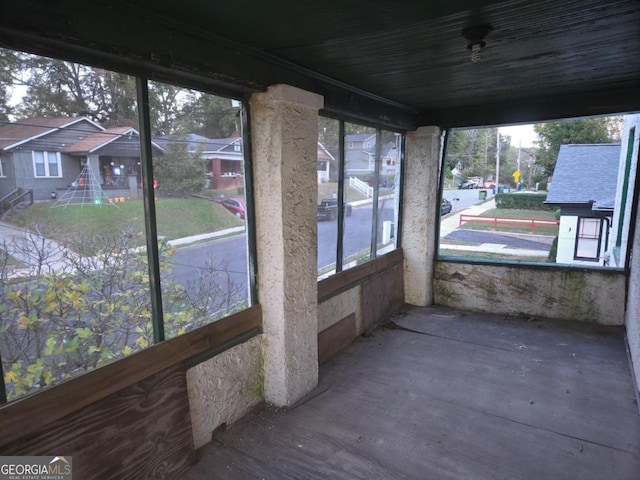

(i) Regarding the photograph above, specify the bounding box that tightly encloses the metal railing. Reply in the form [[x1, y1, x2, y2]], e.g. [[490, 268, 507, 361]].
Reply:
[[459, 214, 559, 234], [0, 188, 33, 217]]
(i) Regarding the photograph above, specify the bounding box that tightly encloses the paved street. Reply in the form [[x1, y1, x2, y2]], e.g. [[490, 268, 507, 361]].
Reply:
[[442, 186, 495, 212], [0, 187, 548, 297], [446, 229, 554, 250]]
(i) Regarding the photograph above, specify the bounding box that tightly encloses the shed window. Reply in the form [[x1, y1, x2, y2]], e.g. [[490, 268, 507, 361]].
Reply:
[[575, 217, 601, 260]]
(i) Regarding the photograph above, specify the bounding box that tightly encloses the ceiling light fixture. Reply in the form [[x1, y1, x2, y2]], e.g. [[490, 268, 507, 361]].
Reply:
[[462, 24, 493, 63]]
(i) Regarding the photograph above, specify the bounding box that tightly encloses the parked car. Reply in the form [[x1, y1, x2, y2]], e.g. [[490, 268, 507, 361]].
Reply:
[[317, 198, 353, 221], [441, 198, 452, 215], [458, 179, 480, 189], [215, 197, 246, 219]]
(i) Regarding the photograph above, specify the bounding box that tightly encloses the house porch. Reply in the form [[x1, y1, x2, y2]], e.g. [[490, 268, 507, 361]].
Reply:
[[184, 305, 640, 480]]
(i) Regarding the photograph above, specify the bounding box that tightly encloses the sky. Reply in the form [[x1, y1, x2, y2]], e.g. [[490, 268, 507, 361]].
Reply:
[[498, 124, 537, 148]]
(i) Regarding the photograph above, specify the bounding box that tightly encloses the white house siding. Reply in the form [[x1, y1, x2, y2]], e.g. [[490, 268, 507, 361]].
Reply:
[[556, 215, 578, 265]]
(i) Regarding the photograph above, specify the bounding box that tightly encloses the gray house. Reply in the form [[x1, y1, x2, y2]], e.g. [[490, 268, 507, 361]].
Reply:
[[0, 116, 162, 201], [0, 117, 103, 201], [546, 143, 621, 266], [344, 133, 398, 178], [153, 133, 245, 190]]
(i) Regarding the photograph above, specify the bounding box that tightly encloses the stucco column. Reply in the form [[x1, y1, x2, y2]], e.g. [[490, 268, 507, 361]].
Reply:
[[249, 84, 322, 406], [402, 126, 442, 306]]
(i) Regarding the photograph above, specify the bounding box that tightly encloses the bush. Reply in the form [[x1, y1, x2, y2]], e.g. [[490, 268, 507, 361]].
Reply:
[[547, 236, 558, 263], [494, 193, 553, 211], [0, 228, 243, 400]]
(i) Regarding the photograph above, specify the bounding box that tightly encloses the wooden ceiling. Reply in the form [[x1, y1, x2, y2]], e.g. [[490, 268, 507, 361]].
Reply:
[[1, 0, 639, 129]]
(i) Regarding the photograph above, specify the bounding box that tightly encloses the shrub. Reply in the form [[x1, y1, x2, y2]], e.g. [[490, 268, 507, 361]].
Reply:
[[494, 193, 553, 211], [0, 228, 243, 400], [547, 236, 558, 263]]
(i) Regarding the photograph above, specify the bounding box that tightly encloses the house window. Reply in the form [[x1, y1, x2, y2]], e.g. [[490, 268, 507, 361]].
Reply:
[[317, 117, 403, 279], [1, 49, 254, 404], [575, 217, 602, 261], [33, 151, 62, 177]]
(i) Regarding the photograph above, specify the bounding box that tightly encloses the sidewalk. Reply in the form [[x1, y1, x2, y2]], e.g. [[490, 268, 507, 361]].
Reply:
[[0, 220, 247, 279], [0, 221, 73, 275], [440, 198, 496, 237]]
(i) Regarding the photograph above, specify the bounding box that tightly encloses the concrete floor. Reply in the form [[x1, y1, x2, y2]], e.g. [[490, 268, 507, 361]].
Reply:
[[184, 306, 640, 480]]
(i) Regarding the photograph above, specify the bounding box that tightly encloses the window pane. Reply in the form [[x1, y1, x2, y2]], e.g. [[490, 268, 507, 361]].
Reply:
[[34, 151, 45, 176], [580, 218, 600, 238], [0, 49, 152, 402], [576, 237, 599, 258], [47, 152, 59, 176], [575, 218, 601, 259], [343, 123, 375, 269], [148, 82, 250, 339], [317, 117, 339, 279], [376, 130, 401, 255]]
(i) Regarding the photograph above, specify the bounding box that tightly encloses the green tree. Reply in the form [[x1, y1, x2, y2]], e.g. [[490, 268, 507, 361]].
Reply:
[[0, 48, 22, 121], [176, 92, 240, 138], [446, 128, 511, 182], [11, 52, 138, 127], [153, 141, 205, 195], [149, 82, 184, 135], [533, 117, 618, 176]]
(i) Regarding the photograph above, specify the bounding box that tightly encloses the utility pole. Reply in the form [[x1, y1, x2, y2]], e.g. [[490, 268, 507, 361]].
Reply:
[[495, 130, 500, 187]]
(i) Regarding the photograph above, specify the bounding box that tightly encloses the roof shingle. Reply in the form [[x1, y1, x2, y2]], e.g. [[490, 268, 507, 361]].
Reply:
[[546, 143, 621, 210]]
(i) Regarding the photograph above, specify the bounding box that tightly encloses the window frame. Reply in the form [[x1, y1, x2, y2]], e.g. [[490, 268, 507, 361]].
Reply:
[[436, 122, 635, 272], [0, 56, 257, 406], [573, 216, 603, 262], [317, 115, 404, 280], [32, 150, 62, 178]]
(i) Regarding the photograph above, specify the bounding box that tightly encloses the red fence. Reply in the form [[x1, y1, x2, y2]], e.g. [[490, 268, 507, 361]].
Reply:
[[459, 215, 559, 234]]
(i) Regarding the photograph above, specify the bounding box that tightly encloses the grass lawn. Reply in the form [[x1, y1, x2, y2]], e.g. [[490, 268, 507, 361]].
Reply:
[[439, 249, 549, 263], [481, 208, 558, 220], [8, 198, 243, 247]]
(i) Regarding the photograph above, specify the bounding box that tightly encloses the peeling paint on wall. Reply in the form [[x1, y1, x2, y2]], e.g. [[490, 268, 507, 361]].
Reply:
[[433, 262, 625, 325]]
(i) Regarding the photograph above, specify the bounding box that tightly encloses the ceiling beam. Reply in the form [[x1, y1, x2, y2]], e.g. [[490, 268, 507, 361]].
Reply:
[[419, 84, 640, 128], [0, 1, 417, 130]]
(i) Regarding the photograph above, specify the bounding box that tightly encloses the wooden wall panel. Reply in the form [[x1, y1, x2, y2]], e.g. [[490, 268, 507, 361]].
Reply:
[[1, 364, 195, 480], [361, 263, 405, 332], [318, 313, 356, 364]]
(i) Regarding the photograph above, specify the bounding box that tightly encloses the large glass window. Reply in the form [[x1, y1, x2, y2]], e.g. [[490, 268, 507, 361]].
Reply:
[[0, 48, 252, 403], [33, 151, 61, 177], [317, 117, 403, 279], [438, 115, 636, 269], [343, 123, 376, 269], [148, 80, 250, 339]]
